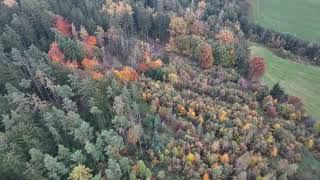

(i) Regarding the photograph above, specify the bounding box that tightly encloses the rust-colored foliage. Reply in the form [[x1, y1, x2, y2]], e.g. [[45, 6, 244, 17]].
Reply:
[[139, 59, 163, 72], [242, 123, 252, 130], [91, 72, 104, 80], [249, 56, 266, 80], [288, 96, 303, 110], [216, 29, 235, 45], [65, 61, 79, 69], [82, 58, 100, 70], [148, 59, 163, 70], [187, 108, 196, 118], [220, 154, 230, 163], [202, 172, 209, 180], [84, 36, 97, 46], [48, 42, 65, 63], [114, 67, 139, 81], [177, 104, 187, 115], [138, 63, 148, 73], [270, 146, 278, 157], [191, 20, 208, 36], [54, 16, 71, 36], [199, 43, 213, 69]]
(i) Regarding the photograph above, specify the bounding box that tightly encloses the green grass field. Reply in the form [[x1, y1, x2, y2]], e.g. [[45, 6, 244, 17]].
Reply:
[[250, 45, 320, 120], [252, 0, 320, 42]]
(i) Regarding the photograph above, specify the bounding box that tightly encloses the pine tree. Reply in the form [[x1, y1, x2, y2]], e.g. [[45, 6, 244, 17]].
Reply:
[[0, 25, 23, 52], [43, 154, 68, 179], [105, 159, 123, 180], [270, 82, 286, 100]]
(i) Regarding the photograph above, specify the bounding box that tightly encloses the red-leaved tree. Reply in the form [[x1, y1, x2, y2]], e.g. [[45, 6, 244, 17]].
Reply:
[[249, 56, 266, 81]]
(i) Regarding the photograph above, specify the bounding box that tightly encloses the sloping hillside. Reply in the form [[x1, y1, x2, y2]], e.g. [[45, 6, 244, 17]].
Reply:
[[0, 0, 319, 179]]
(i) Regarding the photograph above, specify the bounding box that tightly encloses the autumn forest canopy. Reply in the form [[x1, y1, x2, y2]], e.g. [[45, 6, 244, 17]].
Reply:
[[0, 0, 320, 179]]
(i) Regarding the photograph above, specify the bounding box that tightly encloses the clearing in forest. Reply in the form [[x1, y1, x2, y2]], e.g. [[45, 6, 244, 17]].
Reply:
[[250, 45, 320, 121]]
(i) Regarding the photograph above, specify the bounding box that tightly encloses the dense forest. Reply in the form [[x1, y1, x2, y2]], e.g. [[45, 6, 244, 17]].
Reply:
[[0, 0, 319, 179]]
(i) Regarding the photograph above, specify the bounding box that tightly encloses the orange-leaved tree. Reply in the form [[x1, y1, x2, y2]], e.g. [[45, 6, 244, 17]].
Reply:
[[91, 71, 104, 80], [82, 58, 100, 70], [114, 67, 139, 81], [199, 43, 213, 69], [148, 59, 163, 70], [84, 36, 97, 46], [54, 15, 71, 36], [216, 29, 235, 45], [48, 42, 65, 63], [65, 61, 79, 69], [138, 59, 163, 72]]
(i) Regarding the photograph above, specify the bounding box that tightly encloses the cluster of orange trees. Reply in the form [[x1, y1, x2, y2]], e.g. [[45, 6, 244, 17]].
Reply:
[[49, 15, 168, 82]]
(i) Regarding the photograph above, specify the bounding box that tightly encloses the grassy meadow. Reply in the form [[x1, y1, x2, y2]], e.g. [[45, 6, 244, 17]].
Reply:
[[252, 0, 320, 42], [250, 45, 320, 120]]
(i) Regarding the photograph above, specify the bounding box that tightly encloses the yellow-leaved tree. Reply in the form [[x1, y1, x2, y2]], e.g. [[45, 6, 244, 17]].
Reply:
[[168, 16, 188, 37], [68, 164, 92, 180]]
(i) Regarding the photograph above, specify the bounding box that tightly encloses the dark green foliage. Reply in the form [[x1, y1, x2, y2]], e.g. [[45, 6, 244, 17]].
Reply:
[[0, 25, 23, 52], [133, 5, 153, 38], [162, 53, 170, 65], [270, 82, 287, 101], [256, 86, 270, 102], [142, 115, 158, 129], [0, 43, 21, 93], [56, 35, 85, 62], [10, 14, 36, 48], [151, 13, 170, 41], [235, 34, 250, 77], [145, 68, 166, 81], [214, 44, 235, 67]]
